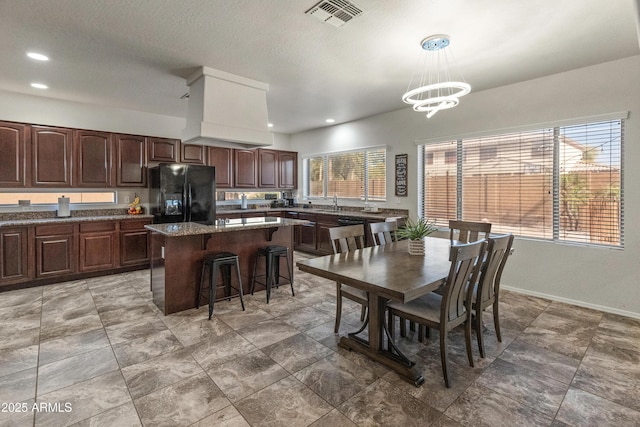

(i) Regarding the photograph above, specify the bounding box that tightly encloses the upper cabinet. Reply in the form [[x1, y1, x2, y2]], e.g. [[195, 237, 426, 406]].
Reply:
[[258, 149, 278, 188], [208, 147, 233, 188], [115, 134, 147, 187], [234, 149, 257, 188], [0, 121, 31, 187], [148, 137, 179, 163], [74, 130, 113, 187], [180, 143, 207, 165], [278, 151, 297, 189], [32, 126, 73, 187]]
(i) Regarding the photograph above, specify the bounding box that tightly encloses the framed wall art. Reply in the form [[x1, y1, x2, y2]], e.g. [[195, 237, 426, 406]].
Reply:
[[395, 154, 408, 197]]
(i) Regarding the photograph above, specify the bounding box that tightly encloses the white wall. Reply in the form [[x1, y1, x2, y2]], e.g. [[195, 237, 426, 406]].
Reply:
[[290, 55, 640, 318]]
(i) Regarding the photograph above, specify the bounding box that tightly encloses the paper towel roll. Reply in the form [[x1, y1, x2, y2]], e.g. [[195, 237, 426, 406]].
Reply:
[[57, 196, 70, 217]]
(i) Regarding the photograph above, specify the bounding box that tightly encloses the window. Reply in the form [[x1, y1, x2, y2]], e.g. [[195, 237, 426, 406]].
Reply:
[[420, 117, 624, 247], [0, 192, 115, 206], [304, 147, 386, 201]]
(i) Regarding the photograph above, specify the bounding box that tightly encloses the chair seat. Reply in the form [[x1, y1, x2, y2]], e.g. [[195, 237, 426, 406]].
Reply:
[[341, 285, 367, 303], [387, 292, 443, 324], [203, 252, 238, 263]]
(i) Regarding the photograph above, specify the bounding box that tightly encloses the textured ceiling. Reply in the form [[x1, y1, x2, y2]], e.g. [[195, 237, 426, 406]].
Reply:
[[0, 0, 638, 134]]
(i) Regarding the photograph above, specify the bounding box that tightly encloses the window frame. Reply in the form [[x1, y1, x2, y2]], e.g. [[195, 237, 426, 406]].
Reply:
[[418, 113, 625, 248]]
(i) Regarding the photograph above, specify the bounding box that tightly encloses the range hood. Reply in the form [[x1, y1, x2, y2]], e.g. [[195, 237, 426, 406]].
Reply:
[[181, 66, 274, 148]]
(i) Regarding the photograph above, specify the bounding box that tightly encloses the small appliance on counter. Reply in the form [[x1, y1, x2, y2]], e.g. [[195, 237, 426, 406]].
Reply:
[[57, 196, 71, 217], [241, 193, 248, 209], [283, 191, 295, 207]]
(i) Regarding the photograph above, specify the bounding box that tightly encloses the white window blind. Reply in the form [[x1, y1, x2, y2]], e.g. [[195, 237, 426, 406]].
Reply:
[[420, 118, 623, 247], [304, 148, 386, 201]]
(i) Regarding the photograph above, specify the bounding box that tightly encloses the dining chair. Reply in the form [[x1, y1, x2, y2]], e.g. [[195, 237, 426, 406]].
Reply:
[[387, 239, 486, 388], [448, 220, 492, 243], [471, 233, 514, 358], [369, 220, 398, 245], [329, 224, 368, 333]]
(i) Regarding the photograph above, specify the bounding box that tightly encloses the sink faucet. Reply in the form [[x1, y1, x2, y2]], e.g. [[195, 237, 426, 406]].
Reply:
[[332, 194, 338, 211]]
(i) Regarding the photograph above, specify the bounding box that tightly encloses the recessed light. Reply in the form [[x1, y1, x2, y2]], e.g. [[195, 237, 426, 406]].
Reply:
[[31, 83, 48, 89], [27, 52, 49, 61], [325, 118, 335, 123], [268, 123, 274, 128]]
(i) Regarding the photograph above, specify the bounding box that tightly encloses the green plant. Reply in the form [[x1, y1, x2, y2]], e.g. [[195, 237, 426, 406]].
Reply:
[[397, 217, 437, 240]]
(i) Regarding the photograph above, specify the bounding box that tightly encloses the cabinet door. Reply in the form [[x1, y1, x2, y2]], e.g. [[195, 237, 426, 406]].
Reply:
[[208, 147, 233, 188], [79, 222, 117, 272], [74, 130, 113, 187], [0, 121, 31, 187], [32, 126, 73, 187], [35, 225, 76, 278], [120, 220, 150, 266], [115, 134, 147, 187], [234, 149, 257, 188], [180, 144, 206, 165], [149, 137, 179, 163], [0, 227, 30, 285], [278, 151, 297, 189], [258, 149, 278, 188], [316, 215, 340, 255]]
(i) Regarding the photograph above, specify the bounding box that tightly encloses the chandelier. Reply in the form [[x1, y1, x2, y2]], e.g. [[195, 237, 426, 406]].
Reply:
[[402, 34, 470, 119]]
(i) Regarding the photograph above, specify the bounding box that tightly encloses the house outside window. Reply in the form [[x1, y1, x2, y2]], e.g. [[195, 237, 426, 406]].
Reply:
[[420, 118, 624, 247], [304, 147, 386, 201]]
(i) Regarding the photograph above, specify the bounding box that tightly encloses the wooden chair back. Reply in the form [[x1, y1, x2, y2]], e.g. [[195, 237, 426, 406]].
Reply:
[[477, 234, 514, 308], [441, 239, 486, 327], [449, 220, 492, 243], [369, 221, 398, 246], [329, 224, 366, 254]]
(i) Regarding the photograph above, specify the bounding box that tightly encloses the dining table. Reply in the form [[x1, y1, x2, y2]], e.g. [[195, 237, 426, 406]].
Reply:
[[296, 237, 453, 386]]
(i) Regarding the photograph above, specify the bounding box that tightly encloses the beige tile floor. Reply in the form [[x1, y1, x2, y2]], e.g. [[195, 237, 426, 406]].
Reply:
[[1, 251, 640, 426]]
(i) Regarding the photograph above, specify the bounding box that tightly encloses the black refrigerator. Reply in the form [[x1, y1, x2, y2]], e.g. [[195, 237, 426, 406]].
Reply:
[[149, 164, 216, 224]]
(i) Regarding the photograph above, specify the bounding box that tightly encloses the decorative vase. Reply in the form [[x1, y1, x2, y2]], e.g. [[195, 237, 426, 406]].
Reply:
[[408, 238, 425, 255]]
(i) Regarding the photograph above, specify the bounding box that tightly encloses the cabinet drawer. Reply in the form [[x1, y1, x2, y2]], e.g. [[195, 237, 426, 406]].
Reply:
[[35, 224, 74, 236], [80, 221, 116, 233], [120, 219, 151, 230], [298, 213, 317, 221]]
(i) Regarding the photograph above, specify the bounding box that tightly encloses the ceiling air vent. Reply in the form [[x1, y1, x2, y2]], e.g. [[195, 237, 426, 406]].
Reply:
[[305, 0, 365, 28]]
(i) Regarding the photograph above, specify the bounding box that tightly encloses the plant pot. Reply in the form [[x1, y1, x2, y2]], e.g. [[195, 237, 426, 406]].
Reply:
[[408, 238, 425, 255]]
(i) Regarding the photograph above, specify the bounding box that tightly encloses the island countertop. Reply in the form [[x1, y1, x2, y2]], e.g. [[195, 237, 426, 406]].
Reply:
[[145, 217, 309, 237]]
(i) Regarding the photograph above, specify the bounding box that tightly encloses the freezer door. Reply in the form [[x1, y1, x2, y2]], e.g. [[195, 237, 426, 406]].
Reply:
[[151, 164, 187, 223], [185, 165, 216, 224]]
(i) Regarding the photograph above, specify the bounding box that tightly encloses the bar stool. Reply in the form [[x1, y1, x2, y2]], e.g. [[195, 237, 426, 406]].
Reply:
[[250, 245, 294, 303], [197, 252, 245, 320]]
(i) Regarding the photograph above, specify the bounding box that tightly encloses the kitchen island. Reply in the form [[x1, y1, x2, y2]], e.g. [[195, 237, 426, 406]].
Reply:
[[145, 217, 308, 315]]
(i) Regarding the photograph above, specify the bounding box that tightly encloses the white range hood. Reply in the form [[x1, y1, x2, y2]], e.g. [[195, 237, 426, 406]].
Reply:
[[181, 66, 273, 148]]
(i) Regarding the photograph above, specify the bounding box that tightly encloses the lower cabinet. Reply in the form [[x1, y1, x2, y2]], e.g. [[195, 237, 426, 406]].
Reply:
[[120, 220, 151, 266], [79, 222, 117, 272], [35, 224, 76, 278], [297, 213, 317, 253], [0, 227, 30, 285], [0, 218, 151, 289], [316, 214, 340, 255]]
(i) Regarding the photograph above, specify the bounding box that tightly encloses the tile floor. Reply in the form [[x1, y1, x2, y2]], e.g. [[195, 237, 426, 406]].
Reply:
[[1, 251, 640, 426]]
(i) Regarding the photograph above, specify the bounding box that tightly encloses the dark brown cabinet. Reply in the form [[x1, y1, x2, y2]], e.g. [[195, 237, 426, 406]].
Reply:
[[0, 227, 30, 286], [149, 137, 179, 163], [208, 147, 233, 188], [258, 149, 278, 188], [0, 121, 30, 187], [278, 151, 297, 189], [74, 130, 113, 187], [35, 224, 76, 278], [297, 213, 317, 253], [115, 134, 147, 187], [79, 222, 117, 272], [234, 149, 257, 188], [316, 214, 340, 255], [120, 220, 151, 266], [181, 143, 207, 165], [32, 126, 73, 187]]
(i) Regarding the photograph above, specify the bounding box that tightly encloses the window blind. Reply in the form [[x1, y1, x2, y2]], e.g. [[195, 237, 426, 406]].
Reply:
[[420, 118, 623, 247]]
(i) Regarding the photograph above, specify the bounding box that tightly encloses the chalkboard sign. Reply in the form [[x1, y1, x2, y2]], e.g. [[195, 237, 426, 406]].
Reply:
[[395, 154, 408, 197]]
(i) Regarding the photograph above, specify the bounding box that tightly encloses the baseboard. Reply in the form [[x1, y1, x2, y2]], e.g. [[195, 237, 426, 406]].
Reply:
[[502, 285, 640, 320]]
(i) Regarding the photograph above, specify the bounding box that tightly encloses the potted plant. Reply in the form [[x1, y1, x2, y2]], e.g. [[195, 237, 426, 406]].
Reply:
[[397, 217, 438, 255]]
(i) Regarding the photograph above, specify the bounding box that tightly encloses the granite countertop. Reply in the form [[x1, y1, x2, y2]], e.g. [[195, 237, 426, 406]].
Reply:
[[218, 207, 405, 220], [0, 214, 153, 227], [145, 217, 310, 237]]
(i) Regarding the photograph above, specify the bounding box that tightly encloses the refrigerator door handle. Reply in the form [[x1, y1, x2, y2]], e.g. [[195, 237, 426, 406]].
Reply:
[[182, 184, 188, 222], [186, 183, 193, 222]]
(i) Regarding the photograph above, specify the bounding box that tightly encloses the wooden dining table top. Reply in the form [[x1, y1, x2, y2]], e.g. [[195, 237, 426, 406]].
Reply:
[[296, 237, 453, 303]]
